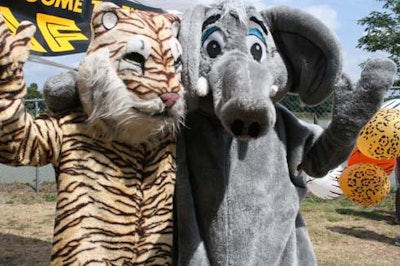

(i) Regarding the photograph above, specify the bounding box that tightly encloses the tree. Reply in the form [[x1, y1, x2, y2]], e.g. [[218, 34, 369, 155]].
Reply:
[[24, 83, 47, 116], [357, 0, 400, 66]]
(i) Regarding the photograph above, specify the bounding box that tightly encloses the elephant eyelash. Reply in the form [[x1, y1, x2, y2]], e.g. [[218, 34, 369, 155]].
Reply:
[[202, 14, 221, 32], [248, 28, 265, 44], [249, 16, 269, 36], [201, 26, 220, 44]]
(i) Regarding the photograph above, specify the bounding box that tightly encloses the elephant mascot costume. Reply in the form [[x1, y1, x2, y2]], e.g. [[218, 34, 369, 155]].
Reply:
[[173, 1, 396, 265], [42, 0, 396, 265]]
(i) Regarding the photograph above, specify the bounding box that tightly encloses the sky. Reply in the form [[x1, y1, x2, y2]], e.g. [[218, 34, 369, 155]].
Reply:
[[22, 0, 389, 90]]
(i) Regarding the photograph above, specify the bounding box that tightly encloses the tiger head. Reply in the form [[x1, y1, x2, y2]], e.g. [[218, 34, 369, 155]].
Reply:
[[77, 2, 185, 145]]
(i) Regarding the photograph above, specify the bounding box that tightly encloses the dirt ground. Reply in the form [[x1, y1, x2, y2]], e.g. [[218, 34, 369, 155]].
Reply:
[[0, 183, 56, 266], [0, 182, 399, 266], [302, 194, 400, 266]]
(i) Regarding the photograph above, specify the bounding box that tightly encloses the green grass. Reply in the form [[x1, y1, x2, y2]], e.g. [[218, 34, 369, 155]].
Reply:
[[3, 192, 55, 205], [5, 200, 15, 204], [302, 193, 395, 215], [42, 193, 57, 202], [302, 192, 399, 266]]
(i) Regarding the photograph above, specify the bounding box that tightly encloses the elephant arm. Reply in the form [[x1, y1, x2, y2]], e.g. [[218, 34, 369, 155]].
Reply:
[[299, 58, 397, 177]]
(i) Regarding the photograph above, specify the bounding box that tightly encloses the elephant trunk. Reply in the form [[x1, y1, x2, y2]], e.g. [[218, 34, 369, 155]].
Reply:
[[209, 52, 278, 140]]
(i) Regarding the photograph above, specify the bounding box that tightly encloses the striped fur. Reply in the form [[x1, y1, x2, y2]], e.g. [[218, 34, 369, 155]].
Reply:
[[79, 3, 184, 146], [0, 2, 183, 265]]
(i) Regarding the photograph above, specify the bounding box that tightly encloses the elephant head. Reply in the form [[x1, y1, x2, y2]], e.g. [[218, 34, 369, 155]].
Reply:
[[180, 1, 342, 140]]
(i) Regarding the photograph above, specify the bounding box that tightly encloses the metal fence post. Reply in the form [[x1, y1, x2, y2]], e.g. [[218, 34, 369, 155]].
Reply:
[[35, 99, 40, 193], [23, 98, 45, 193]]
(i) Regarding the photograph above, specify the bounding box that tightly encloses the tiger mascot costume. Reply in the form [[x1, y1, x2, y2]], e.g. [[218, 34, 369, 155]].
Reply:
[[0, 2, 184, 265]]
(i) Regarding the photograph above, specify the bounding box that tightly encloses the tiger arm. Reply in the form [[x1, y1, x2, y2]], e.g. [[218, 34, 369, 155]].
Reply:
[[0, 15, 62, 167]]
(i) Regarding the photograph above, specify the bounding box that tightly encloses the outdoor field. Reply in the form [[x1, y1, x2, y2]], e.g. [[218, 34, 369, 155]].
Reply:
[[0, 182, 398, 266]]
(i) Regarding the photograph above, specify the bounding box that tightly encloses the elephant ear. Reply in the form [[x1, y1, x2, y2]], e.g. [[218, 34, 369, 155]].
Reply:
[[179, 5, 208, 110], [261, 6, 343, 105]]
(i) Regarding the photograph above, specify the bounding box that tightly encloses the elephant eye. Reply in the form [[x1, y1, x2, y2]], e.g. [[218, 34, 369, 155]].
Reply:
[[247, 30, 267, 62], [201, 26, 225, 59]]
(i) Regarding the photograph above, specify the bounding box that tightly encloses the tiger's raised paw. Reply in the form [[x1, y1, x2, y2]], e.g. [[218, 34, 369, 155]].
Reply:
[[0, 13, 36, 99]]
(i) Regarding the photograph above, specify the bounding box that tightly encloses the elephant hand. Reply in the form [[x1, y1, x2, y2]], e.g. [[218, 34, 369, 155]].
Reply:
[[0, 13, 36, 99], [300, 58, 397, 177], [329, 58, 397, 145]]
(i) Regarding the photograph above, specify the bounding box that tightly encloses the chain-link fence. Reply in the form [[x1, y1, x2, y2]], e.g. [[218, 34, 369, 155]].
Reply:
[[280, 93, 332, 126], [280, 86, 400, 126], [15, 87, 400, 130], [24, 98, 47, 116], [384, 86, 400, 101], [2, 88, 400, 191]]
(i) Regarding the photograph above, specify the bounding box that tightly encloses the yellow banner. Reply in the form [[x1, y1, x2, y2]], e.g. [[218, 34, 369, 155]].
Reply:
[[0, 0, 163, 56]]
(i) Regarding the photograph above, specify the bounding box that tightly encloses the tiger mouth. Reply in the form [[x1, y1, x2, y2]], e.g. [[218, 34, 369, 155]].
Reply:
[[152, 110, 170, 118], [131, 107, 173, 119]]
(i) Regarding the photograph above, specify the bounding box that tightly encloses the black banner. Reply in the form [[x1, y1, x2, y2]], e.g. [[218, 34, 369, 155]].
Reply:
[[0, 0, 163, 56]]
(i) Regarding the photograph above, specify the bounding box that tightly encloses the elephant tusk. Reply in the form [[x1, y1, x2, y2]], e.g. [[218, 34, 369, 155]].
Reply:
[[196, 76, 210, 97], [270, 85, 278, 97]]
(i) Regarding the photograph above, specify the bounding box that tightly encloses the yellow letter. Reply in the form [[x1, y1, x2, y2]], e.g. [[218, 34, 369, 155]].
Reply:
[[55, 0, 74, 10], [37, 13, 88, 52], [73, 0, 83, 13], [122, 5, 133, 11], [0, 7, 46, 53], [91, 0, 102, 11], [42, 0, 56, 7]]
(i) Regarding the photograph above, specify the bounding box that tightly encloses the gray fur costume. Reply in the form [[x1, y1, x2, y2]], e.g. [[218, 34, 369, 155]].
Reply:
[[174, 1, 396, 265]]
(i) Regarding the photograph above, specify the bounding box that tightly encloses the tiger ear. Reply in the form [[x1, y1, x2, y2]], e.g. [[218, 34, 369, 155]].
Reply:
[[163, 14, 181, 38], [87, 2, 124, 55], [91, 2, 121, 24]]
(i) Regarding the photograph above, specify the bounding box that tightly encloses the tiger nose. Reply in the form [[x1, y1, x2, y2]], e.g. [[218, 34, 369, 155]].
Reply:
[[160, 93, 180, 108]]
